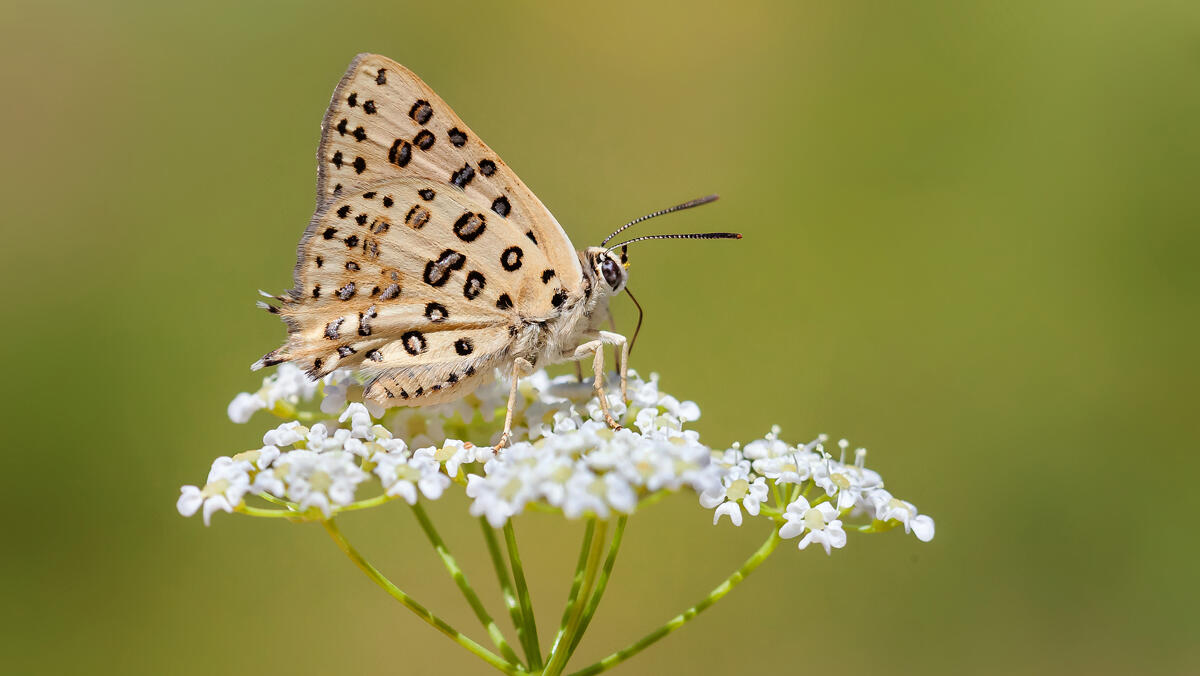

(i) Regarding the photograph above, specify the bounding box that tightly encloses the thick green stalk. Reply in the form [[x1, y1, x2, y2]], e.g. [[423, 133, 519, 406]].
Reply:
[[567, 529, 783, 676], [543, 519, 608, 676], [544, 521, 597, 671], [410, 503, 522, 666], [504, 521, 543, 670], [564, 516, 627, 660], [481, 519, 527, 663], [322, 519, 522, 675]]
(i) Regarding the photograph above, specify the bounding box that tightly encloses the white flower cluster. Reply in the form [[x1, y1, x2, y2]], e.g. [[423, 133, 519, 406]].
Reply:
[[178, 404, 447, 524], [465, 371, 717, 526], [183, 367, 935, 554], [701, 430, 935, 553], [226, 363, 358, 423]]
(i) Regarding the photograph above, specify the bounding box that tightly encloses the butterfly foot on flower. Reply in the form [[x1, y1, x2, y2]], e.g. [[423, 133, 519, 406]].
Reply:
[[492, 432, 513, 451]]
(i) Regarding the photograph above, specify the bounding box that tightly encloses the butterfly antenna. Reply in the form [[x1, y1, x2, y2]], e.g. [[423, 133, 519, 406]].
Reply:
[[600, 194, 721, 247], [625, 286, 646, 358], [606, 231, 741, 254]]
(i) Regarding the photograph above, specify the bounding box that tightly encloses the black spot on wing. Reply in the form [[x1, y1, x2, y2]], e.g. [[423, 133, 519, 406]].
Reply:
[[388, 139, 412, 167], [450, 163, 475, 189], [448, 127, 468, 147], [501, 246, 523, 271], [414, 129, 435, 150], [409, 100, 433, 125], [424, 250, 466, 287], [463, 271, 485, 300], [402, 331, 427, 355], [491, 196, 511, 217], [452, 212, 487, 242], [424, 302, 448, 323], [454, 338, 474, 356], [324, 318, 344, 340]]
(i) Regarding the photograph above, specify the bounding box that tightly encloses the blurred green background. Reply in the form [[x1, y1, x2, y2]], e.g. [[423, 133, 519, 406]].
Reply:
[[3, 1, 1198, 674]]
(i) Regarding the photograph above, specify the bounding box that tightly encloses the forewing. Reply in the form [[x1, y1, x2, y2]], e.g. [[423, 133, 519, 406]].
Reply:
[[264, 178, 564, 405], [315, 53, 582, 293]]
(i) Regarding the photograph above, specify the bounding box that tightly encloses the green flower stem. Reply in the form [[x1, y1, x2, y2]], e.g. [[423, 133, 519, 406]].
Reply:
[[480, 519, 527, 662], [543, 519, 608, 676], [322, 519, 523, 675], [567, 528, 783, 676], [564, 516, 627, 661], [545, 522, 597, 669], [410, 503, 522, 666], [235, 504, 300, 519], [336, 493, 395, 513], [504, 522, 543, 670]]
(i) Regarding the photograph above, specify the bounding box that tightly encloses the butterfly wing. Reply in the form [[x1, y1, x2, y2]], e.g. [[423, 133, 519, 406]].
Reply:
[[315, 53, 582, 292], [266, 176, 571, 405], [259, 54, 586, 406]]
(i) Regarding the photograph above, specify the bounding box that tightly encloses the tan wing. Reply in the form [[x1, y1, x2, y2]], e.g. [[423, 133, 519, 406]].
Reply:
[[260, 179, 571, 406], [315, 53, 582, 293]]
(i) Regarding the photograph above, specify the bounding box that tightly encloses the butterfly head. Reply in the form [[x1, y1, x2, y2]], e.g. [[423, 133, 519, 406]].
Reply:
[[583, 247, 629, 295]]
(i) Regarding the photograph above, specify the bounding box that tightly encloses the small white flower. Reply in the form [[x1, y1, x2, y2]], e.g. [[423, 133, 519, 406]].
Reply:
[[779, 497, 846, 554], [263, 421, 308, 447], [431, 439, 490, 477], [700, 468, 768, 527], [339, 403, 375, 439], [227, 392, 265, 423], [870, 490, 936, 542], [374, 449, 450, 504], [231, 445, 281, 470], [562, 468, 637, 519], [272, 450, 370, 518], [177, 457, 252, 525]]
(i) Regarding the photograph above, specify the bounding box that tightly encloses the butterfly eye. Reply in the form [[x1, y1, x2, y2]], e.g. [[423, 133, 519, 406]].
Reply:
[[600, 257, 623, 290]]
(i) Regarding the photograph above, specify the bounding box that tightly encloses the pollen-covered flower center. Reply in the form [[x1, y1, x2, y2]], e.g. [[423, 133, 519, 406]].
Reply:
[[888, 498, 913, 517], [803, 507, 828, 531], [501, 477, 524, 500], [831, 473, 851, 490], [309, 470, 333, 493], [434, 444, 458, 463], [588, 478, 607, 497], [201, 479, 230, 498], [725, 478, 750, 501], [394, 464, 422, 482]]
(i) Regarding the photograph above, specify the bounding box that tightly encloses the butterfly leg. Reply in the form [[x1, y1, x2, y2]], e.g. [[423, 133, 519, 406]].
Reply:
[[603, 330, 630, 403], [494, 357, 534, 450], [573, 331, 628, 430]]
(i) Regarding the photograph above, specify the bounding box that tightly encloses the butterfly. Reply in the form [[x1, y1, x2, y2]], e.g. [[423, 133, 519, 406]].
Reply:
[[254, 54, 739, 446]]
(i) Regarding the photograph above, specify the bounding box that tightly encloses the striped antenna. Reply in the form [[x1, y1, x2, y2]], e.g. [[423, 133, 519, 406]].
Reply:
[[600, 194, 721, 247]]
